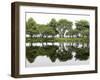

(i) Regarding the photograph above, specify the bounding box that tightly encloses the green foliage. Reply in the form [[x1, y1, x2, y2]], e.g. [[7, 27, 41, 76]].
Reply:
[[26, 17, 38, 35], [75, 20, 89, 38], [26, 18, 89, 45], [57, 19, 73, 30], [75, 48, 89, 60], [75, 20, 89, 30], [26, 37, 88, 43], [26, 18, 89, 63], [37, 24, 56, 37], [26, 44, 89, 63], [48, 18, 57, 28], [26, 46, 73, 63], [26, 18, 89, 39], [57, 19, 73, 38], [26, 47, 38, 63]]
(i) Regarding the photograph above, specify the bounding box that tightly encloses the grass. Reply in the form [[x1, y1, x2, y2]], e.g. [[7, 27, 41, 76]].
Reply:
[[26, 37, 89, 43]]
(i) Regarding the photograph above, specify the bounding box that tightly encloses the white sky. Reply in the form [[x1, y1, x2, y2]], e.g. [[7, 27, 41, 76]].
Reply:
[[26, 12, 90, 29], [25, 5, 91, 29], [26, 12, 90, 24]]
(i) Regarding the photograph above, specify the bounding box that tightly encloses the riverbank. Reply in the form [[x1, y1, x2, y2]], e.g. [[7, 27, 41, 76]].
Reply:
[[26, 37, 89, 43]]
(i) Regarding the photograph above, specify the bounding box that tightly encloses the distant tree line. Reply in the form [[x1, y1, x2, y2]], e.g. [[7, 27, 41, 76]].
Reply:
[[26, 17, 89, 38], [26, 17, 89, 46]]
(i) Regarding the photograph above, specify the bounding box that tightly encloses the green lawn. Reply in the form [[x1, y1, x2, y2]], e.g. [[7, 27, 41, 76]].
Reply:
[[26, 37, 89, 43]]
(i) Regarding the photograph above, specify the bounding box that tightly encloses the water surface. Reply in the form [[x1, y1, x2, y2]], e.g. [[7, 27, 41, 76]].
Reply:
[[26, 42, 89, 67]]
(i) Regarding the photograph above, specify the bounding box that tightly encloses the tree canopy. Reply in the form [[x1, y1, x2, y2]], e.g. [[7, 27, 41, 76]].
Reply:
[[26, 17, 89, 41]]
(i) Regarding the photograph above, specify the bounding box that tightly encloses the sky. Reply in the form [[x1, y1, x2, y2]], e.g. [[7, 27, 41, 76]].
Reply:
[[26, 12, 90, 29]]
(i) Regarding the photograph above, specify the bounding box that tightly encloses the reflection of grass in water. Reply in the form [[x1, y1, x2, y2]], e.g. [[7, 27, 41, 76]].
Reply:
[[26, 37, 89, 43]]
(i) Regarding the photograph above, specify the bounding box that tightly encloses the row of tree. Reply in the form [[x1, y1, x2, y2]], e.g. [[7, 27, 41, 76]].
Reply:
[[26, 17, 89, 39]]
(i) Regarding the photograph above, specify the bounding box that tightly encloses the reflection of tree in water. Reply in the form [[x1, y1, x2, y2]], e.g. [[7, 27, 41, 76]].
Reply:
[[26, 45, 73, 63], [26, 46, 58, 63], [75, 47, 89, 61], [57, 51, 72, 62], [26, 47, 38, 63], [67, 43, 89, 61], [26, 43, 89, 63]]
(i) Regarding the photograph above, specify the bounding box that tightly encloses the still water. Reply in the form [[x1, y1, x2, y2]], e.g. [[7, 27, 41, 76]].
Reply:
[[26, 42, 89, 67]]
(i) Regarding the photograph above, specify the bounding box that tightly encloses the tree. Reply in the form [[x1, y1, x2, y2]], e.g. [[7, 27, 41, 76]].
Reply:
[[38, 24, 56, 38], [48, 18, 58, 37], [45, 27, 56, 38], [38, 24, 47, 38], [75, 20, 89, 30], [66, 29, 79, 38], [57, 19, 73, 38], [75, 47, 89, 60], [26, 17, 37, 46], [80, 29, 89, 38], [75, 20, 89, 38], [48, 18, 57, 28], [66, 30, 74, 38]]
